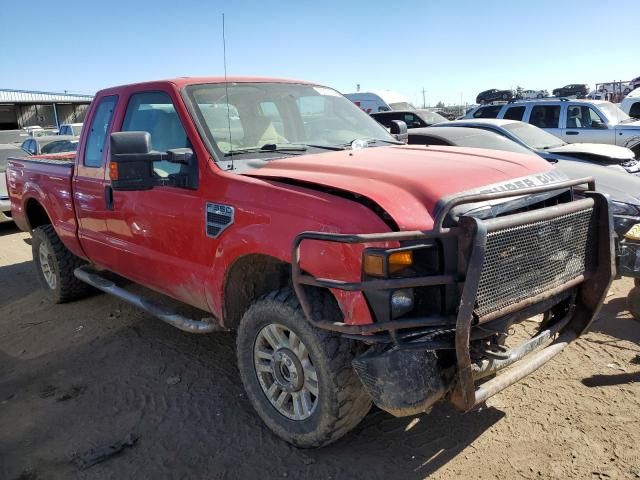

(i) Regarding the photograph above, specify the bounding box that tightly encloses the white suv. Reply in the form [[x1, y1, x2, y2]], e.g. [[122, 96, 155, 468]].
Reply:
[[464, 99, 640, 155]]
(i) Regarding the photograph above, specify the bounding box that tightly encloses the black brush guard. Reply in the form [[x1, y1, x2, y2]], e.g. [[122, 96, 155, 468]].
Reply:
[[292, 177, 614, 411]]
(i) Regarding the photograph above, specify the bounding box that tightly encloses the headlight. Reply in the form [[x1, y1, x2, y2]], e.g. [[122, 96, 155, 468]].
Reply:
[[610, 201, 639, 216], [363, 250, 413, 277]]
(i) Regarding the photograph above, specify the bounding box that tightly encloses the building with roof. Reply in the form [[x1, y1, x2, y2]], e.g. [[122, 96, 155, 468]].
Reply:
[[0, 88, 93, 131]]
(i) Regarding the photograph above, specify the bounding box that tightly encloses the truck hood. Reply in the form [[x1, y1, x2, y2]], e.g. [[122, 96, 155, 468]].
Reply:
[[555, 159, 640, 206], [617, 120, 640, 129], [243, 145, 557, 230], [547, 143, 635, 161]]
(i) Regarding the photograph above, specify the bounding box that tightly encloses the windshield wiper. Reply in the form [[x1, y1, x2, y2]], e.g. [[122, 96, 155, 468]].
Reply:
[[225, 143, 308, 157]]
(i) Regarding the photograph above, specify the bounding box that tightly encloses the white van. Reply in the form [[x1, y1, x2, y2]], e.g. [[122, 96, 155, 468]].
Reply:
[[621, 88, 640, 119], [343, 90, 416, 114]]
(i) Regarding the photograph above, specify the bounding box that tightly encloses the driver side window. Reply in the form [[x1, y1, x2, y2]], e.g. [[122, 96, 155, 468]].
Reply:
[[566, 106, 605, 129], [121, 91, 189, 176]]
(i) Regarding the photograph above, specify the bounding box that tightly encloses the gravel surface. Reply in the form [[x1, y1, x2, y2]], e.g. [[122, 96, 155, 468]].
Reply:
[[1, 222, 639, 480]]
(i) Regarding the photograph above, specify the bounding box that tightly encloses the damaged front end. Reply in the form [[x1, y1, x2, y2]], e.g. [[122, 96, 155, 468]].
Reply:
[[292, 176, 614, 416]]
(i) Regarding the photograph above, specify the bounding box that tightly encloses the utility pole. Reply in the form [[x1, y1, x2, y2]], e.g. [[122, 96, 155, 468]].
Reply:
[[421, 88, 426, 109]]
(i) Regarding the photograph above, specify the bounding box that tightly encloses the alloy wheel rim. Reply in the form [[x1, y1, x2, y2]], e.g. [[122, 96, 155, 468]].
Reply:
[[39, 243, 56, 289], [254, 323, 319, 420]]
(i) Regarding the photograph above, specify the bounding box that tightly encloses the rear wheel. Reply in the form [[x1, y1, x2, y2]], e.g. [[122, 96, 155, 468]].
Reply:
[[628, 285, 640, 321], [236, 288, 371, 448], [32, 225, 91, 303]]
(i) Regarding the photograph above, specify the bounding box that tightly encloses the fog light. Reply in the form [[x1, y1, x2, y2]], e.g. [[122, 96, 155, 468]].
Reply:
[[391, 289, 414, 319], [625, 224, 640, 241]]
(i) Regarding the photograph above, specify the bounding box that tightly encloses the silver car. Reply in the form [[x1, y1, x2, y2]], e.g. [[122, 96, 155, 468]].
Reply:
[[464, 99, 640, 156]]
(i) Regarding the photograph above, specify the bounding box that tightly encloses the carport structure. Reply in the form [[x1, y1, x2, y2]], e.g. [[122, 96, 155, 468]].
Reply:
[[0, 88, 93, 131]]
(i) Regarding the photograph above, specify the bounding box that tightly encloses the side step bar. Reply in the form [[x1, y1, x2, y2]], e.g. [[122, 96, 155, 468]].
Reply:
[[74, 267, 226, 334]]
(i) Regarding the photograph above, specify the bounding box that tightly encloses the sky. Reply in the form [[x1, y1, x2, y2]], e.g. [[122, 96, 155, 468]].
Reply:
[[1, 0, 638, 105]]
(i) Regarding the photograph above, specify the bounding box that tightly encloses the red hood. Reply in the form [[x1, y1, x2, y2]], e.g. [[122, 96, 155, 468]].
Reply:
[[244, 145, 555, 230]]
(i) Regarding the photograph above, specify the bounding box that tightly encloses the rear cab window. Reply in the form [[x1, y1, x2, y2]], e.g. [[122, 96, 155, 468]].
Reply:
[[84, 95, 118, 167], [529, 105, 561, 128], [503, 106, 525, 121], [473, 106, 503, 119], [630, 102, 640, 119]]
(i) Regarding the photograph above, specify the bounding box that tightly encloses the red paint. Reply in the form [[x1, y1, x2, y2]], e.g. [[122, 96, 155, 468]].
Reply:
[[7, 77, 554, 327]]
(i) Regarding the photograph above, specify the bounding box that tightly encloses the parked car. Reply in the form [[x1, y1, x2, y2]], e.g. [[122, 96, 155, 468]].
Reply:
[[20, 135, 79, 155], [552, 84, 588, 98], [475, 88, 513, 104], [7, 76, 613, 448], [1, 144, 29, 222], [371, 109, 447, 129], [407, 125, 640, 313], [631, 76, 640, 91], [518, 89, 548, 99], [344, 90, 416, 113], [433, 118, 638, 174], [463, 99, 640, 156], [58, 123, 83, 136], [621, 88, 640, 120], [24, 126, 59, 137]]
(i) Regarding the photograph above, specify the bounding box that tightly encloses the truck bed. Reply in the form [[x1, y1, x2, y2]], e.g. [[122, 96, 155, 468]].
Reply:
[[6, 153, 80, 254]]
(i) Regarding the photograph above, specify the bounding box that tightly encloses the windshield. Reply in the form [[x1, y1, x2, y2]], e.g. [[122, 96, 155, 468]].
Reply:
[[502, 122, 565, 149], [454, 132, 535, 155], [0, 146, 24, 173], [40, 140, 79, 154], [186, 83, 396, 159], [417, 110, 448, 124], [388, 101, 415, 111], [597, 102, 631, 124]]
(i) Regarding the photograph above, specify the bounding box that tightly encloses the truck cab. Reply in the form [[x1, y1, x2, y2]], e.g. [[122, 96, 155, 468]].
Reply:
[[6, 77, 614, 448]]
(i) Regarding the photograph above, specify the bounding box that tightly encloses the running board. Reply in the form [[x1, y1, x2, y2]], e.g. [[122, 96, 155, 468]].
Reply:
[[74, 267, 226, 334]]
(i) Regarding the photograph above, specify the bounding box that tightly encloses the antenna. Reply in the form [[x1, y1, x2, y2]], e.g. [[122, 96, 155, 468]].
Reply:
[[222, 13, 233, 170]]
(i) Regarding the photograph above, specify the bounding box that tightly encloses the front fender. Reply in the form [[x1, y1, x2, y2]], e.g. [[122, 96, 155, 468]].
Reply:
[[204, 194, 394, 326]]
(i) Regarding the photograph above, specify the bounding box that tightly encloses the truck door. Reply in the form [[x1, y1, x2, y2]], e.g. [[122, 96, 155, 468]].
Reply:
[[102, 89, 212, 311], [561, 103, 616, 144], [73, 94, 119, 267]]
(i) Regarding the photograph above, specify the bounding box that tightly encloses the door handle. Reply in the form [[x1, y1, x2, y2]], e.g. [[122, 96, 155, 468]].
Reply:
[[105, 185, 114, 210], [566, 131, 579, 135]]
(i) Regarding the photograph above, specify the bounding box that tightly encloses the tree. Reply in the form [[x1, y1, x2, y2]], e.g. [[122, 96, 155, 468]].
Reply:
[[435, 101, 445, 108]]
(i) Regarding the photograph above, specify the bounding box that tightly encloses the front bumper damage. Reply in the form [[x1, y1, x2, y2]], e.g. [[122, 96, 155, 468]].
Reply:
[[292, 177, 614, 415]]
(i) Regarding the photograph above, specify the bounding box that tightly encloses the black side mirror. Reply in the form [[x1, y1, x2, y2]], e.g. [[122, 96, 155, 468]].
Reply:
[[110, 131, 162, 191], [591, 121, 608, 130], [390, 120, 408, 143]]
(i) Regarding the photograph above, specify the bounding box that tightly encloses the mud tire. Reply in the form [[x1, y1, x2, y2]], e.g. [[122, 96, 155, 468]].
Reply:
[[627, 285, 640, 321], [32, 225, 91, 303], [236, 287, 371, 448]]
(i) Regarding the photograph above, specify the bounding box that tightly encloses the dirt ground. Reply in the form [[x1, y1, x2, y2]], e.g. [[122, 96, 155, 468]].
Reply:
[[0, 221, 639, 480]]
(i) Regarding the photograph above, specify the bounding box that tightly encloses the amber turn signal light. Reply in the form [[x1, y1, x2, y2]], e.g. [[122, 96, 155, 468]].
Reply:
[[363, 251, 413, 277], [388, 251, 413, 274], [363, 254, 385, 277], [108, 162, 118, 181]]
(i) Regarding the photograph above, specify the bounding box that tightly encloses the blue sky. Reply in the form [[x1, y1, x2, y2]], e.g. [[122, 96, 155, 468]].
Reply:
[[1, 0, 638, 105]]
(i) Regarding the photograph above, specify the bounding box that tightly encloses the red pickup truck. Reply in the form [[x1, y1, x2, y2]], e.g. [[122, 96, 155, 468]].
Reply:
[[6, 77, 614, 448]]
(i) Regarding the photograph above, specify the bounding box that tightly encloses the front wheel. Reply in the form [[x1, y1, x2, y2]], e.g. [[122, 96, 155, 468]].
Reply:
[[628, 285, 640, 321], [32, 225, 91, 303], [236, 288, 371, 448]]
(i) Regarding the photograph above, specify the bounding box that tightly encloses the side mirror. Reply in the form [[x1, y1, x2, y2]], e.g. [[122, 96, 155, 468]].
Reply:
[[591, 121, 608, 130], [109, 131, 161, 191], [390, 120, 408, 144]]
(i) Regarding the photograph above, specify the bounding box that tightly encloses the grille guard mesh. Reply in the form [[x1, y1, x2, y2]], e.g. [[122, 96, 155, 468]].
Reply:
[[474, 208, 594, 319]]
